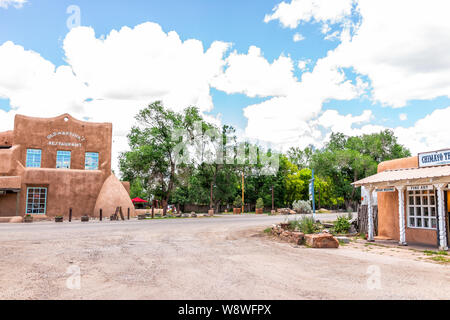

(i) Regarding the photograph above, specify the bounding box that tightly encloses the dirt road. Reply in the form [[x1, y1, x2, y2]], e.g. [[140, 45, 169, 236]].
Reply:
[[0, 214, 449, 300]]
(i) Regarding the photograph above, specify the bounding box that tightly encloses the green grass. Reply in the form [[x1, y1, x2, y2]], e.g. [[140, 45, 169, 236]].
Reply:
[[428, 255, 450, 263], [423, 250, 448, 256], [263, 227, 272, 234]]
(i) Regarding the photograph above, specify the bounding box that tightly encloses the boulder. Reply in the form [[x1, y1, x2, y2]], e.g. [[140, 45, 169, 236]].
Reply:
[[289, 232, 305, 245], [278, 208, 291, 215], [336, 236, 350, 244], [305, 233, 339, 248], [190, 212, 197, 218]]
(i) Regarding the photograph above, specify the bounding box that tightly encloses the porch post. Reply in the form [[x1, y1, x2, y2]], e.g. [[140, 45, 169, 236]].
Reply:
[[396, 186, 407, 246], [435, 184, 448, 250], [367, 186, 375, 242]]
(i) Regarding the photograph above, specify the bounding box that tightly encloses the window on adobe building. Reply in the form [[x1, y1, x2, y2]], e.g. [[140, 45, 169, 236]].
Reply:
[[85, 152, 99, 170], [56, 150, 71, 169], [26, 149, 42, 168], [26, 187, 47, 215], [407, 189, 437, 229]]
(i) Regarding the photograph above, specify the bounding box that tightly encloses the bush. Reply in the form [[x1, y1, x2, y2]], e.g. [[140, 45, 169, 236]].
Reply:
[[233, 195, 243, 208], [256, 198, 264, 209], [334, 216, 351, 234], [292, 200, 312, 214], [291, 216, 322, 234]]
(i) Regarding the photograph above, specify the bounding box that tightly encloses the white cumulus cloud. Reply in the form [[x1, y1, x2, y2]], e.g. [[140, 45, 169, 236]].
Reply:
[[0, 0, 26, 9], [211, 46, 298, 98], [264, 0, 355, 29]]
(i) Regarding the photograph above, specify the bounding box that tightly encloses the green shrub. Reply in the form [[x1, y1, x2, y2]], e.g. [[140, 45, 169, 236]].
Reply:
[[256, 198, 264, 209], [263, 227, 272, 234], [292, 200, 312, 214], [334, 216, 351, 234], [292, 216, 321, 234], [233, 195, 243, 208]]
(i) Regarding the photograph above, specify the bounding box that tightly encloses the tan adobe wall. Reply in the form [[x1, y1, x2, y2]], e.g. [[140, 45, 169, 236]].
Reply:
[[19, 168, 105, 217], [377, 156, 419, 173], [94, 174, 135, 218], [0, 192, 17, 217], [0, 130, 13, 147], [0, 113, 134, 219], [13, 114, 112, 173], [0, 145, 20, 175], [377, 156, 437, 245]]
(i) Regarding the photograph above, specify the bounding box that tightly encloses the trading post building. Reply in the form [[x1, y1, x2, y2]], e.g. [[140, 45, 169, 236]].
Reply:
[[0, 114, 134, 221], [354, 149, 450, 250]]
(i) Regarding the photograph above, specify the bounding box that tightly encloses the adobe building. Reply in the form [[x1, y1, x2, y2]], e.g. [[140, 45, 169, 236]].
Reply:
[[353, 149, 450, 250], [0, 113, 134, 221]]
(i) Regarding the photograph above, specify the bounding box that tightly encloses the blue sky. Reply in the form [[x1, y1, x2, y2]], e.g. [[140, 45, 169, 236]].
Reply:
[[0, 0, 340, 129], [1, 0, 450, 159]]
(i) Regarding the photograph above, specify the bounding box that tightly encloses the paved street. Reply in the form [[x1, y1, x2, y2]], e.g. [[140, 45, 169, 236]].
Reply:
[[0, 214, 449, 300]]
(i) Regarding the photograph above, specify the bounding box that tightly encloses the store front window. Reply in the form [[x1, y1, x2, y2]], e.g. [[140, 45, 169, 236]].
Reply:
[[407, 189, 437, 229], [26, 187, 47, 215]]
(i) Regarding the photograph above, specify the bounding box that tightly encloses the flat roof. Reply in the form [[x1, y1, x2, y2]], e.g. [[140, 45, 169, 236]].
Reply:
[[353, 165, 450, 187]]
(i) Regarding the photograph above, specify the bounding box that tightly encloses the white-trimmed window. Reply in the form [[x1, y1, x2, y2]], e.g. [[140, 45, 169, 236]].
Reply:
[[26, 187, 47, 215], [26, 149, 42, 168], [407, 189, 437, 229], [56, 150, 71, 169], [85, 152, 99, 170]]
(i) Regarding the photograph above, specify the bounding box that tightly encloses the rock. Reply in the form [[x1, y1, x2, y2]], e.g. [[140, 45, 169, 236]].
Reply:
[[322, 229, 331, 234], [190, 213, 197, 218], [336, 236, 350, 244], [305, 233, 339, 248], [289, 210, 296, 215], [208, 209, 214, 216], [182, 213, 189, 218], [289, 232, 305, 245], [280, 223, 290, 230], [278, 208, 291, 215]]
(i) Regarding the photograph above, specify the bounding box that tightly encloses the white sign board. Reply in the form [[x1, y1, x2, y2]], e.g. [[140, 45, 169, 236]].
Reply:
[[407, 185, 434, 191], [375, 187, 395, 192], [418, 149, 450, 167]]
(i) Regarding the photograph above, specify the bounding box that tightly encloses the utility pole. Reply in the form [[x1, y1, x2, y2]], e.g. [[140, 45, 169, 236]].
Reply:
[[241, 170, 244, 214], [310, 169, 316, 219], [271, 184, 274, 211]]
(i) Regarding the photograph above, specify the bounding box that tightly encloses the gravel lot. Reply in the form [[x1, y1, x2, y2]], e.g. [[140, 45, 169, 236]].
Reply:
[[0, 213, 449, 300]]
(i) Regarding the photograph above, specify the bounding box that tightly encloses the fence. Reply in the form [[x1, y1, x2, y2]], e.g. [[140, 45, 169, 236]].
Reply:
[[357, 204, 378, 235]]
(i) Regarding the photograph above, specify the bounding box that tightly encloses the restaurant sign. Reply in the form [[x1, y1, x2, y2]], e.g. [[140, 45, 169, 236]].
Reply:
[[46, 131, 86, 148], [418, 149, 450, 168], [407, 185, 434, 191]]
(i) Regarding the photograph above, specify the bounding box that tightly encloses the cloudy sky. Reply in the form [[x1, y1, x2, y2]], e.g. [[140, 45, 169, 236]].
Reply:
[[1, 0, 450, 172]]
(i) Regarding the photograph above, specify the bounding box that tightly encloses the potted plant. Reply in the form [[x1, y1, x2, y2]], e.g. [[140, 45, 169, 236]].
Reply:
[[255, 198, 264, 214], [233, 195, 242, 214], [55, 215, 63, 223], [23, 214, 33, 223]]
